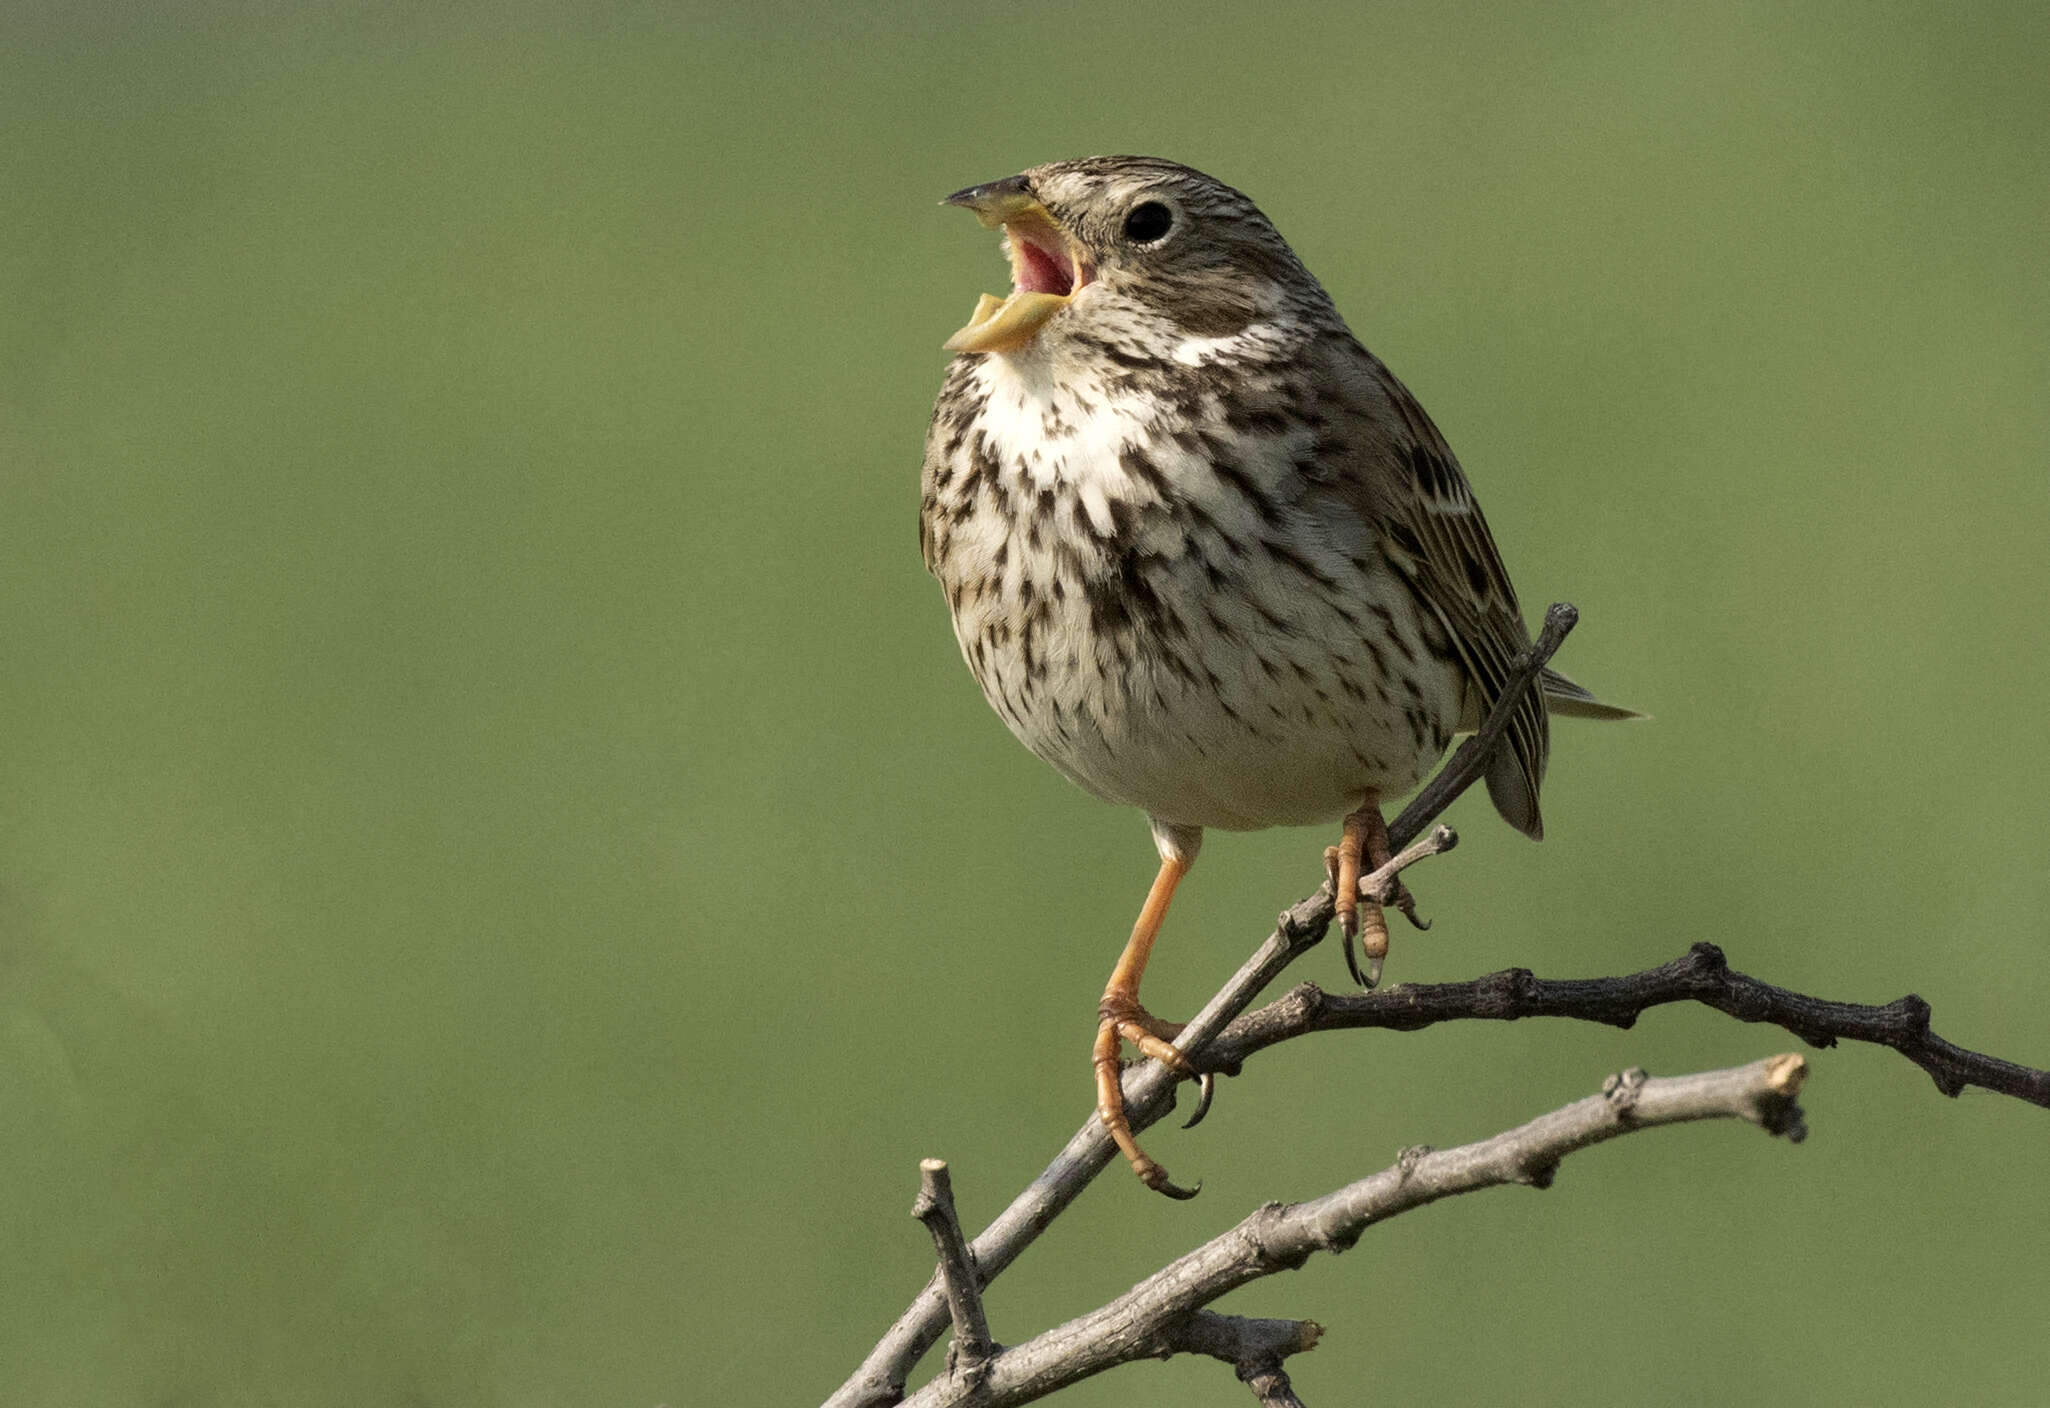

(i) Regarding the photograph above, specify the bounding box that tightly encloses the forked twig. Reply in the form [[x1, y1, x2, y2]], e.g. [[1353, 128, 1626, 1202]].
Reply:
[[826, 602, 2050, 1407], [825, 606, 1581, 1408], [895, 1056, 1809, 1407], [909, 1160, 992, 1381]]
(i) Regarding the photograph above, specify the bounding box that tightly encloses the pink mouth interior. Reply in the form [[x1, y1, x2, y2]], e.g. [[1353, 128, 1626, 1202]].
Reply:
[[1013, 235, 1077, 296]]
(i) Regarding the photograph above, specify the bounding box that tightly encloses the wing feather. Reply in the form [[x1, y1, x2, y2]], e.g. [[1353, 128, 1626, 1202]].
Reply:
[[1312, 336, 1551, 838]]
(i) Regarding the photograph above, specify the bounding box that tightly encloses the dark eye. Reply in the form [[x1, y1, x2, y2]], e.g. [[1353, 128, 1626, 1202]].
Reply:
[[1122, 201, 1174, 244]]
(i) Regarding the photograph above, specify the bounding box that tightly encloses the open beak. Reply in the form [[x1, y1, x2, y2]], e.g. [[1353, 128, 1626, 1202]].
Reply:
[[941, 175, 1094, 354]]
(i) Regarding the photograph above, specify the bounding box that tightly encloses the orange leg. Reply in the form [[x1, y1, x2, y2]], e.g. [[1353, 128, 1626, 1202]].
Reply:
[[1093, 853, 1204, 1199], [1330, 795, 1395, 987]]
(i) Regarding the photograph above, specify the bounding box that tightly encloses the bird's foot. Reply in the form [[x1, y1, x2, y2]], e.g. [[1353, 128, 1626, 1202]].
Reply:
[[1093, 994, 1213, 1200], [1332, 846, 1428, 928], [1327, 799, 1413, 988]]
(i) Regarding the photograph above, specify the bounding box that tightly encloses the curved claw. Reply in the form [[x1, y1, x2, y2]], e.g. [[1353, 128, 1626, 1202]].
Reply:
[[1144, 1169, 1203, 1200], [1392, 884, 1431, 931], [1341, 927, 1369, 987], [1181, 1071, 1216, 1129]]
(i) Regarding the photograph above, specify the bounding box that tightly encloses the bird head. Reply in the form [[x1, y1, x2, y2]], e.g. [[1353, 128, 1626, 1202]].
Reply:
[[940, 156, 1323, 356]]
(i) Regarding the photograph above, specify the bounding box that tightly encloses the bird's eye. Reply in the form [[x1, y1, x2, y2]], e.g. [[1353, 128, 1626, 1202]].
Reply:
[[1122, 201, 1174, 244]]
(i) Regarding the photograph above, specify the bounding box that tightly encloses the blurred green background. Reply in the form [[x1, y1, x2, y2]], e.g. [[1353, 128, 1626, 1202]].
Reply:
[[4, 2, 2047, 1404]]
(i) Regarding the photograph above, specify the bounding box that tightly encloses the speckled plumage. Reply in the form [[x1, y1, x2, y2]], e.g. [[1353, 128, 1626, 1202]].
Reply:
[[919, 156, 1631, 1196], [921, 156, 1589, 862]]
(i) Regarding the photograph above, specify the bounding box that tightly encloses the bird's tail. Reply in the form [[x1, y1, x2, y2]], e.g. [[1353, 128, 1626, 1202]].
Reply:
[[1469, 666, 1643, 841], [1538, 667, 1644, 722]]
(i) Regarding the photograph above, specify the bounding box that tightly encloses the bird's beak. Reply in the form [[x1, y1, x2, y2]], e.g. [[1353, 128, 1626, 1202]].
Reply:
[[941, 175, 1094, 354]]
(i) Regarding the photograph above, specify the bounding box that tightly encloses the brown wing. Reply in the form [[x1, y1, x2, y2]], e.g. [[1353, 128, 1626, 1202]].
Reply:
[[1311, 334, 1550, 839]]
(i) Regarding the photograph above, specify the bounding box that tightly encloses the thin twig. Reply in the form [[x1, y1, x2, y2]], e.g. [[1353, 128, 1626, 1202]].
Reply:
[[829, 598, 2050, 1406], [895, 1056, 1809, 1407], [1200, 942, 2050, 1107], [910, 1160, 993, 1378], [822, 605, 1578, 1408], [1385, 600, 1579, 852]]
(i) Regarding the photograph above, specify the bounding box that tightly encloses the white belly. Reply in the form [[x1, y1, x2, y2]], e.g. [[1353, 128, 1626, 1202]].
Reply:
[[938, 358, 1462, 831], [956, 540, 1460, 831]]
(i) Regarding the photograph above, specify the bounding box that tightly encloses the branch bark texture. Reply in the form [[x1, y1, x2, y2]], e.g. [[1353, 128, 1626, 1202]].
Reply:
[[1204, 942, 2050, 1107], [824, 603, 2050, 1408], [824, 606, 1580, 1408], [898, 1056, 1809, 1407], [910, 1160, 992, 1380]]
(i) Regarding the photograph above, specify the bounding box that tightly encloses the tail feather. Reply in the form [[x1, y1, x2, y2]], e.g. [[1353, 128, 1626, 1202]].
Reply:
[[1465, 666, 1640, 841], [1539, 667, 1644, 722], [1484, 742, 1545, 841]]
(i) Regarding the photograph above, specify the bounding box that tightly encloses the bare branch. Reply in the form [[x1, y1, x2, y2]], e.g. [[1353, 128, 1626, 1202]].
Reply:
[[897, 1057, 1809, 1407], [825, 603, 2048, 1406], [823, 827, 1464, 1408], [825, 610, 1578, 1408], [1157, 1312, 1321, 1408], [1202, 942, 2050, 1108], [910, 1160, 993, 1380]]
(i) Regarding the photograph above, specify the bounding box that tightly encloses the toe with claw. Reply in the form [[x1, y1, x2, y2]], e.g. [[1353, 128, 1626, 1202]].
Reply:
[[1093, 996, 1205, 1199], [1332, 796, 1397, 988], [1093, 849, 1212, 1197]]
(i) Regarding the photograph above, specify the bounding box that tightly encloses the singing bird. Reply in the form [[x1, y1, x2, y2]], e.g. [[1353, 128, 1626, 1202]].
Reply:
[[919, 157, 1633, 1196]]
